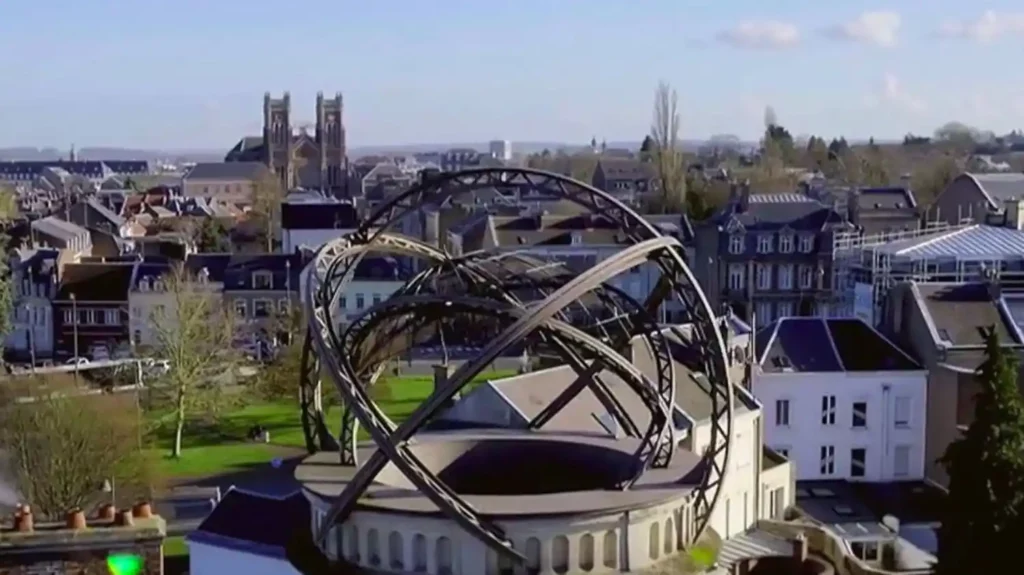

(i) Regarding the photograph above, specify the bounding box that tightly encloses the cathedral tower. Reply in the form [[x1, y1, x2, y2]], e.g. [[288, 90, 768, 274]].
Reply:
[[315, 92, 347, 191], [262, 92, 292, 187]]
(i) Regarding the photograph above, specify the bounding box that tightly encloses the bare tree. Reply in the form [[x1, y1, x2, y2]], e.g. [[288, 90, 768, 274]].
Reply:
[[650, 81, 687, 213], [147, 266, 240, 458], [251, 169, 285, 252], [0, 380, 157, 518]]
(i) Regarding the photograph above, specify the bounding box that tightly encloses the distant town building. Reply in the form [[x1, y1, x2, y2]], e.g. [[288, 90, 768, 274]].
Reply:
[[488, 139, 512, 161], [225, 92, 348, 194]]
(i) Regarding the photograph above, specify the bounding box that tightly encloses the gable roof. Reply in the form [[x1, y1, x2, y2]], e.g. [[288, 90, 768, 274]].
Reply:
[[910, 282, 1023, 348], [714, 193, 848, 232], [755, 317, 920, 373], [56, 262, 136, 301], [465, 326, 756, 437], [183, 162, 268, 181], [958, 172, 1024, 209], [186, 488, 310, 560]]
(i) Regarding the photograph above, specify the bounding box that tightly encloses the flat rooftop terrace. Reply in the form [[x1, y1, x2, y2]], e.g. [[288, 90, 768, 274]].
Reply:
[[297, 430, 701, 519]]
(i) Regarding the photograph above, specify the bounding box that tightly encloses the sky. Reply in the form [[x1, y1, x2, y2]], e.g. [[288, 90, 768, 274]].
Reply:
[[1, 1, 1024, 150]]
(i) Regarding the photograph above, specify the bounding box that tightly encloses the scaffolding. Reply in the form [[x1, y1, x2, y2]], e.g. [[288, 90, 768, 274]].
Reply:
[[829, 220, 1024, 322]]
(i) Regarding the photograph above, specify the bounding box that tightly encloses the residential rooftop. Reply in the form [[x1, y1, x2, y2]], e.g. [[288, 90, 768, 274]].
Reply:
[[755, 317, 921, 373], [873, 224, 1024, 262], [186, 488, 308, 560]]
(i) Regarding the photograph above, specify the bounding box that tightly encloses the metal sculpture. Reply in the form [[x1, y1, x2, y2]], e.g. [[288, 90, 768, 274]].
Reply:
[[298, 167, 734, 563]]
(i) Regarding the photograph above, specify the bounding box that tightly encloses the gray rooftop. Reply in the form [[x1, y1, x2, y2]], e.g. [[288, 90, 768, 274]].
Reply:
[[30, 216, 87, 242], [874, 224, 1024, 261], [964, 172, 1024, 207], [183, 162, 267, 181]]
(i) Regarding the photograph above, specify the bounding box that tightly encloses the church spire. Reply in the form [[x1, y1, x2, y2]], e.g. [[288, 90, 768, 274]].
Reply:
[[69, 143, 77, 162]]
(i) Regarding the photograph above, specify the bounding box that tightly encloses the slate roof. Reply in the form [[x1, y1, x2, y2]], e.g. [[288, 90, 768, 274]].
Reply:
[[962, 172, 1024, 208], [857, 187, 917, 211], [186, 488, 310, 560], [0, 160, 143, 180], [280, 201, 359, 230], [184, 253, 306, 291], [595, 158, 654, 180], [183, 162, 268, 181], [874, 225, 1024, 261], [756, 317, 920, 373], [56, 262, 136, 301], [911, 282, 1022, 347], [715, 193, 848, 232], [30, 216, 87, 242]]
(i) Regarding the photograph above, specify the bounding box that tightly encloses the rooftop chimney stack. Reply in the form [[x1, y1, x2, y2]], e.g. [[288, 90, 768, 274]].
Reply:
[[66, 508, 87, 530], [132, 501, 153, 519], [15, 505, 33, 532], [117, 510, 134, 527], [97, 503, 117, 521]]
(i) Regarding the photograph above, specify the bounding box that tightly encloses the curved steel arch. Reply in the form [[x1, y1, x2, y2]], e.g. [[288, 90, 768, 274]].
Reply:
[[298, 167, 734, 561]]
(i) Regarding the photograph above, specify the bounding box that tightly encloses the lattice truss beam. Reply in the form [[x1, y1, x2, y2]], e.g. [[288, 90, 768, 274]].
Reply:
[[297, 168, 733, 563]]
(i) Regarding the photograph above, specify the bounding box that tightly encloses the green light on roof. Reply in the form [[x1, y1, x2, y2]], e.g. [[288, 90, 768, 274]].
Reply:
[[106, 553, 143, 575]]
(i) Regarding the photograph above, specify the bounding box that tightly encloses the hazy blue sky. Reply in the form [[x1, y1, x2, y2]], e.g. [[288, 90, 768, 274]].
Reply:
[[1, 2, 1022, 149]]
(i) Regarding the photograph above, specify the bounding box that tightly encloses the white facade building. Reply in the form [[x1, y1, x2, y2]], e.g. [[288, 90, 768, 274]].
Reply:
[[754, 317, 928, 482], [187, 488, 307, 575], [488, 140, 512, 161], [280, 199, 359, 254], [299, 258, 405, 316]]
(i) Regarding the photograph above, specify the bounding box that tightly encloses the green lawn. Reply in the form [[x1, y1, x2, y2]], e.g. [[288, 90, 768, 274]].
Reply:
[[164, 535, 189, 557], [151, 369, 514, 478]]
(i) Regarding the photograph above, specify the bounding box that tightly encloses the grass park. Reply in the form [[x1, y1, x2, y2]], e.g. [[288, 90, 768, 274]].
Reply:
[[147, 367, 515, 479]]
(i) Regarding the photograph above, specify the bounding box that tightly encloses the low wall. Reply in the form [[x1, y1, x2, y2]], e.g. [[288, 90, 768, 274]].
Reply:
[[757, 519, 931, 575]]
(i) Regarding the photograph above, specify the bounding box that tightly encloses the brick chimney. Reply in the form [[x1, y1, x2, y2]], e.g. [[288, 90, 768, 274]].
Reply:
[[66, 508, 87, 530]]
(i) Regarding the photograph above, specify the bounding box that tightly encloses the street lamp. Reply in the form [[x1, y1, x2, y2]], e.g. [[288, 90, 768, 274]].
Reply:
[[101, 477, 115, 506], [70, 293, 79, 382]]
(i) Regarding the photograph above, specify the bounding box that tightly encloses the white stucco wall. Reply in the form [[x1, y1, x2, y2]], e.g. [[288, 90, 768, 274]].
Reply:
[[754, 370, 928, 482], [187, 541, 301, 575]]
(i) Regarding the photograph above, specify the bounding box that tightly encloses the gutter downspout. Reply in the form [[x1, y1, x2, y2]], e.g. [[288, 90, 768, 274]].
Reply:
[[881, 383, 891, 479]]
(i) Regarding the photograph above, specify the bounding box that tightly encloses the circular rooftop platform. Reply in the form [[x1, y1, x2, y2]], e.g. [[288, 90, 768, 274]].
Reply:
[[296, 430, 702, 519]]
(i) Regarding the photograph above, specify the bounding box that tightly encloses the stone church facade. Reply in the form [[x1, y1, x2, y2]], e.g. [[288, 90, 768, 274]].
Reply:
[[225, 91, 348, 194]]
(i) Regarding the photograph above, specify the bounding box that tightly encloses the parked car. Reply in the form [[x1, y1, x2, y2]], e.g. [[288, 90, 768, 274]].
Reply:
[[65, 357, 90, 366]]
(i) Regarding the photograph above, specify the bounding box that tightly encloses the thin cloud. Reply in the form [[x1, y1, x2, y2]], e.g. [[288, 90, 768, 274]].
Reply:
[[939, 11, 1024, 42], [823, 11, 901, 47], [867, 73, 927, 113], [717, 21, 800, 49]]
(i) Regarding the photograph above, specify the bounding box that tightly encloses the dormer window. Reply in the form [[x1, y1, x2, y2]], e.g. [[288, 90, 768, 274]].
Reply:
[[779, 233, 794, 254], [253, 271, 273, 290], [571, 233, 582, 246], [139, 279, 150, 292], [728, 234, 744, 255], [757, 234, 774, 254]]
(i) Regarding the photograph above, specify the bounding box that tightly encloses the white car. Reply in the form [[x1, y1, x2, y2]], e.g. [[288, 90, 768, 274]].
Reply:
[[65, 357, 90, 366]]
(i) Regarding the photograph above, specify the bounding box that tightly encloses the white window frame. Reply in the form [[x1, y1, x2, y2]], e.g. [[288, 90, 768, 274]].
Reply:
[[798, 265, 814, 289], [779, 233, 795, 254], [252, 271, 273, 290], [775, 399, 790, 426], [234, 299, 247, 319], [755, 263, 772, 291], [799, 234, 814, 253], [254, 298, 272, 318], [776, 300, 794, 318], [355, 293, 365, 309], [894, 396, 911, 427], [893, 444, 911, 477], [728, 234, 744, 255], [852, 401, 868, 428], [819, 445, 835, 476], [850, 447, 867, 478], [821, 395, 836, 425], [105, 309, 119, 325], [757, 234, 774, 254], [777, 264, 794, 290], [727, 264, 745, 290], [755, 301, 773, 326]]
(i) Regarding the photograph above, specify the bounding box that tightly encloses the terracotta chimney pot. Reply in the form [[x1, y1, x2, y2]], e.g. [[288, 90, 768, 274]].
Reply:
[[131, 502, 153, 519], [97, 503, 117, 520], [15, 510, 33, 532], [66, 509, 87, 530], [117, 510, 134, 527]]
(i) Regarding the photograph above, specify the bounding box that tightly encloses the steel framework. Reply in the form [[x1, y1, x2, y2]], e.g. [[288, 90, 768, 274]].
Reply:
[[298, 167, 734, 563]]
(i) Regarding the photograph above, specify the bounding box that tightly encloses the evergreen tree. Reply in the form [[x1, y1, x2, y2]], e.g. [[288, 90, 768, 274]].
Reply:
[[936, 327, 1024, 575]]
